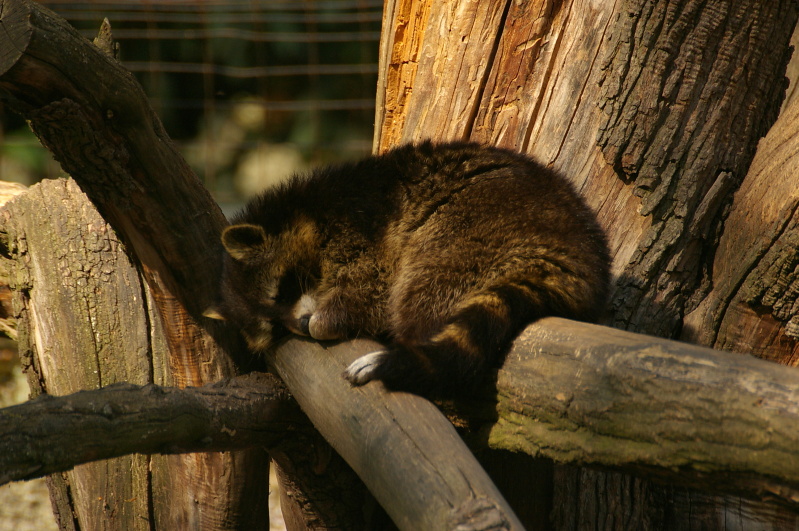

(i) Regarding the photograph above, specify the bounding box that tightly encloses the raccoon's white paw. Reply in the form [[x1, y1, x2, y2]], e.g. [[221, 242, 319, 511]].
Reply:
[[343, 350, 387, 386]]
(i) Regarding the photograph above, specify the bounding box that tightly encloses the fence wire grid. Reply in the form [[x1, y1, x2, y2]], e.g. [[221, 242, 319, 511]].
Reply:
[[0, 0, 382, 202]]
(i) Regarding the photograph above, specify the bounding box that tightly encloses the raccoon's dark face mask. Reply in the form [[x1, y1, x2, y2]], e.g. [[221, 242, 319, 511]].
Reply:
[[205, 221, 322, 351]]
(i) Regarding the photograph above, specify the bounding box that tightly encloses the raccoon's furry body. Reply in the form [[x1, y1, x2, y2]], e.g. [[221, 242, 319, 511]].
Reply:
[[214, 141, 610, 397]]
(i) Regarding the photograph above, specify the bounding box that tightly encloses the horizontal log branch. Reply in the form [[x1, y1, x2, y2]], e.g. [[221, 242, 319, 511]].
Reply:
[[0, 372, 301, 485], [493, 318, 799, 507]]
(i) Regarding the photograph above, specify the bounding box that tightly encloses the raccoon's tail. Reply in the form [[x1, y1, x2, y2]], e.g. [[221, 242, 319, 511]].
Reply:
[[344, 275, 603, 397]]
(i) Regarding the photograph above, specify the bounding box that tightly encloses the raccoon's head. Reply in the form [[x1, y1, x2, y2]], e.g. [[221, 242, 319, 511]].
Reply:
[[206, 216, 322, 352]]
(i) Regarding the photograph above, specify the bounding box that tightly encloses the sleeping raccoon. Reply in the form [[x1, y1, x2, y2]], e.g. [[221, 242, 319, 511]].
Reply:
[[210, 141, 610, 397]]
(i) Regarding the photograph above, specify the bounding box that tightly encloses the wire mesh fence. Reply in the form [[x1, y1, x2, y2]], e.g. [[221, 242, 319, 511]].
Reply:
[[0, 0, 382, 202]]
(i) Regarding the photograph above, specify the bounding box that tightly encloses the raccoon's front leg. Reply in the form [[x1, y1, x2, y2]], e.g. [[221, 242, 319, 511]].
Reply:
[[344, 279, 547, 397], [343, 344, 445, 394], [343, 350, 390, 385]]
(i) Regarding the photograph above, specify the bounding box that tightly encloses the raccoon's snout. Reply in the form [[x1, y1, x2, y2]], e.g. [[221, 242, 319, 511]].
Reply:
[[298, 314, 311, 335], [287, 293, 317, 337]]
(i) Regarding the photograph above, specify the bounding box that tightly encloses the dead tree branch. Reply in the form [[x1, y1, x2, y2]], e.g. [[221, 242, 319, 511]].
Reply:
[[0, 372, 298, 485]]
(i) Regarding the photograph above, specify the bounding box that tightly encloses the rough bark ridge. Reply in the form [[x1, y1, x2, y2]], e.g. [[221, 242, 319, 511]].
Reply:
[[375, 0, 799, 528], [683, 68, 799, 363], [598, 0, 795, 337]]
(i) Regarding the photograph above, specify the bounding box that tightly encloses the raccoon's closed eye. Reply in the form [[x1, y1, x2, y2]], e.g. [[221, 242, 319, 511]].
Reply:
[[275, 271, 304, 305]]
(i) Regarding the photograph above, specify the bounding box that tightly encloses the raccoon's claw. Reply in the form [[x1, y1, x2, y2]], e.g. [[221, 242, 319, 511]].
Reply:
[[343, 350, 387, 386]]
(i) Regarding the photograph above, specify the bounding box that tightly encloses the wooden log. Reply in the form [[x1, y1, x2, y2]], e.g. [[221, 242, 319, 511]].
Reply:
[[0, 373, 297, 485], [2, 316, 799, 512], [492, 317, 799, 506], [2, 177, 174, 529], [272, 319, 799, 512], [0, 181, 26, 341], [1, 177, 273, 529], [271, 337, 526, 531]]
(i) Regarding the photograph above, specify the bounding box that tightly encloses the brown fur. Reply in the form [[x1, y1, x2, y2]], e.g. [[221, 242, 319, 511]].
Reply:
[[212, 141, 610, 398]]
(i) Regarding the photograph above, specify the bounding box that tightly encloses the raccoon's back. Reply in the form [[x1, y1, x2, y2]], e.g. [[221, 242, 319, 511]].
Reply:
[[391, 165, 606, 333], [236, 141, 567, 234], [230, 141, 611, 397], [235, 140, 609, 321]]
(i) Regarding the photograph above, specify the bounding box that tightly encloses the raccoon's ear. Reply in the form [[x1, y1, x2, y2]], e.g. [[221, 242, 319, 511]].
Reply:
[[222, 223, 270, 262]]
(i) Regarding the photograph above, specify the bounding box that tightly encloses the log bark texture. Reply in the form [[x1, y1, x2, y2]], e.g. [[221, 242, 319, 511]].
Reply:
[[271, 324, 799, 518], [490, 318, 799, 508], [0, 372, 297, 485], [376, 0, 799, 528], [3, 317, 799, 511]]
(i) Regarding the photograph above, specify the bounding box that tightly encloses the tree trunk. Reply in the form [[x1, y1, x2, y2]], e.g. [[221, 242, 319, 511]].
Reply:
[[376, 0, 799, 528]]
